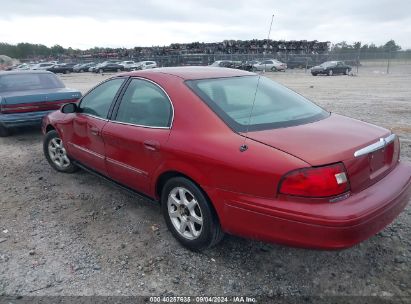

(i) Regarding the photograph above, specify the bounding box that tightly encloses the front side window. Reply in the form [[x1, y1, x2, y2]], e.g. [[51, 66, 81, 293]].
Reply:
[[79, 78, 125, 118], [115, 78, 172, 128], [186, 76, 329, 132]]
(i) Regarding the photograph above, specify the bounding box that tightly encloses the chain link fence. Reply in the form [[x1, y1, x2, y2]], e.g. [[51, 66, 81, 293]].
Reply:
[[29, 50, 410, 75]]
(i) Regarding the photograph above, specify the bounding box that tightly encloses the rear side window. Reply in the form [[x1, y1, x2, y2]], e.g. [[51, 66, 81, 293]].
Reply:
[[115, 78, 172, 128], [0, 73, 64, 92], [186, 76, 329, 132], [79, 78, 125, 118]]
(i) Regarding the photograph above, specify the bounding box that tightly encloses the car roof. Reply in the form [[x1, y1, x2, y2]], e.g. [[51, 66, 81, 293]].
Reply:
[[0, 70, 55, 76], [123, 66, 253, 80]]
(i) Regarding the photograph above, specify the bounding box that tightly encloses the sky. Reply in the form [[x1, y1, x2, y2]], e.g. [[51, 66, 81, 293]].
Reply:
[[0, 0, 410, 50]]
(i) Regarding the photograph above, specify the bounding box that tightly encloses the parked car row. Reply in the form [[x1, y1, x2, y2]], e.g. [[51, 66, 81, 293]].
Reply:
[[8, 61, 159, 74], [209, 59, 352, 76]]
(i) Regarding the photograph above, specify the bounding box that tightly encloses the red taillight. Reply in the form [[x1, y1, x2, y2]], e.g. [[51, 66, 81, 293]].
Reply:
[[279, 163, 350, 198], [0, 99, 78, 114]]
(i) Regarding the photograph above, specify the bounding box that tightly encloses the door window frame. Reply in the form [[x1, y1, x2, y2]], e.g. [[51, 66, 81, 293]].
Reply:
[[110, 77, 175, 130], [77, 76, 129, 121]]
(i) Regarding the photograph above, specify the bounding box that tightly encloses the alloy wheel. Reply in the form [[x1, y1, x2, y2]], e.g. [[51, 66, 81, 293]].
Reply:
[[48, 137, 71, 169], [167, 187, 203, 240]]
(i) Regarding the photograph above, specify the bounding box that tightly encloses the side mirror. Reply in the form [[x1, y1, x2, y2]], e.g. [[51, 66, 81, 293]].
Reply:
[[61, 103, 77, 114]]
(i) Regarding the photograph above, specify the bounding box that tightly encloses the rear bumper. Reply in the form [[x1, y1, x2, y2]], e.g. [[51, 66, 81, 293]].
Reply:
[[209, 162, 411, 249], [0, 110, 53, 128]]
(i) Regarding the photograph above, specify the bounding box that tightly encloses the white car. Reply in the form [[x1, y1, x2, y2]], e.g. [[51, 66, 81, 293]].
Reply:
[[130, 61, 157, 70], [31, 62, 55, 70], [252, 59, 287, 72], [120, 60, 136, 71], [13, 63, 31, 70]]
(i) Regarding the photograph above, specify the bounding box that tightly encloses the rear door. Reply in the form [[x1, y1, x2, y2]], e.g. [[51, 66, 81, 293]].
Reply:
[[64, 78, 126, 174], [102, 78, 173, 195]]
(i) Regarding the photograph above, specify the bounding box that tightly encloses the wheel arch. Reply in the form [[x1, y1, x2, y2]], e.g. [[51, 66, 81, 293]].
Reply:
[[154, 169, 222, 226], [45, 124, 56, 133]]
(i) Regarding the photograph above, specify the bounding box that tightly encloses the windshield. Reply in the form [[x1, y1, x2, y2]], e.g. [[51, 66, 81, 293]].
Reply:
[[0, 73, 65, 92], [186, 76, 329, 132], [320, 61, 336, 67]]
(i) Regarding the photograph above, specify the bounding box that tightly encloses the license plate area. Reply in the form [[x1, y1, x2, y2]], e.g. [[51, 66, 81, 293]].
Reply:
[[369, 142, 394, 179]]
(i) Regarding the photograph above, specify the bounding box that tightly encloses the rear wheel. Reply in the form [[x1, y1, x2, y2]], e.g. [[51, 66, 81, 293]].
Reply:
[[345, 68, 349, 75], [311, 73, 317, 76], [328, 69, 333, 76], [43, 130, 78, 173], [117, 68, 122, 72], [161, 177, 224, 251], [271, 66, 277, 72], [99, 68, 103, 74], [0, 126, 10, 137]]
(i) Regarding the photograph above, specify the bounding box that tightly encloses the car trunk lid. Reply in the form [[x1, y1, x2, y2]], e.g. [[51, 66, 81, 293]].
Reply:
[[245, 114, 400, 193], [0, 88, 81, 114]]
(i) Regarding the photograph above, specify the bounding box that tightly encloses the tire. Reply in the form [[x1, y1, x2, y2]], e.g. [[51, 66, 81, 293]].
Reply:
[[252, 67, 257, 72], [80, 69, 84, 73], [161, 177, 224, 251], [64, 70, 70, 74], [271, 66, 277, 72], [99, 69, 103, 74], [117, 68, 121, 72], [311, 73, 317, 76], [0, 125, 10, 137], [328, 69, 333, 76], [43, 130, 78, 173], [345, 68, 349, 75]]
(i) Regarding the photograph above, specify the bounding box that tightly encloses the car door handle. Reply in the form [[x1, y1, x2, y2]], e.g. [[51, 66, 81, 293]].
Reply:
[[90, 127, 100, 136], [144, 140, 160, 151]]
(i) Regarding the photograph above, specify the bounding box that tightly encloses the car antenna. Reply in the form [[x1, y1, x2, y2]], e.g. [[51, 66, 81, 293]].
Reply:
[[240, 14, 275, 152]]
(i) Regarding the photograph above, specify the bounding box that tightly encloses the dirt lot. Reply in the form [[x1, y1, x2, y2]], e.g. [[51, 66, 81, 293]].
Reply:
[[0, 66, 410, 299]]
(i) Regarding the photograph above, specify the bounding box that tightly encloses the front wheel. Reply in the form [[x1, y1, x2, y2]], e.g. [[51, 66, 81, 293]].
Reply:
[[161, 177, 224, 251], [117, 68, 122, 72], [43, 130, 78, 173], [328, 69, 333, 76], [99, 69, 103, 74], [271, 66, 277, 72]]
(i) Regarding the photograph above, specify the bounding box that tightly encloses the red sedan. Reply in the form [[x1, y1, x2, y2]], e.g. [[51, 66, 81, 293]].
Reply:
[[42, 67, 411, 251]]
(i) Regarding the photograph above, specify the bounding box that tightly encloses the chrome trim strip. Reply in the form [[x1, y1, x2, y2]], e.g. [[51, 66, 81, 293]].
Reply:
[[110, 120, 170, 130], [69, 143, 105, 159], [111, 76, 175, 130], [106, 157, 148, 176], [77, 113, 109, 122], [354, 134, 396, 158]]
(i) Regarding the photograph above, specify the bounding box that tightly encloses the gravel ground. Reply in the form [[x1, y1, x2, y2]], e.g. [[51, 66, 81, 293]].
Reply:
[[0, 65, 410, 299]]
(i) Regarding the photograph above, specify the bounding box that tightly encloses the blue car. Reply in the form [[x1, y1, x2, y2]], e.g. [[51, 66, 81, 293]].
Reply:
[[0, 71, 81, 136]]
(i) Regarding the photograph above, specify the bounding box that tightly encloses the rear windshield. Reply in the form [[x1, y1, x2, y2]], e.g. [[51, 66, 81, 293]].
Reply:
[[0, 73, 65, 92], [186, 76, 329, 132]]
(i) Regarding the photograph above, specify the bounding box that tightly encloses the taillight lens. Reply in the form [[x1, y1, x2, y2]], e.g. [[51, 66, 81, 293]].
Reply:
[[279, 163, 350, 198]]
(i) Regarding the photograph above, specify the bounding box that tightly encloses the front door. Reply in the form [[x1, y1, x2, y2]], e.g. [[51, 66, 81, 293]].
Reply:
[[66, 78, 126, 174], [102, 78, 173, 195]]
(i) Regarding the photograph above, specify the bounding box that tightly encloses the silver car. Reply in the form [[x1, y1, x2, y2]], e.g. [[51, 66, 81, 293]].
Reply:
[[252, 59, 287, 72]]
